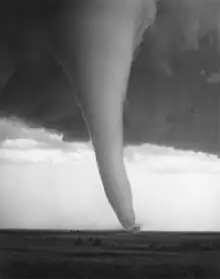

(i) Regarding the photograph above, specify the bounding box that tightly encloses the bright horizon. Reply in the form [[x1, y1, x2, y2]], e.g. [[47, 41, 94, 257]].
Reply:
[[0, 117, 220, 231]]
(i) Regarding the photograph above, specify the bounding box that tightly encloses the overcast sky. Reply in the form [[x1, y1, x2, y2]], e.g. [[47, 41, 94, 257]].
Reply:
[[0, 117, 220, 231]]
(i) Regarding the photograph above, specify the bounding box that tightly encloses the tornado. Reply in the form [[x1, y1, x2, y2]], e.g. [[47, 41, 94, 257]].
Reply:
[[54, 0, 157, 230]]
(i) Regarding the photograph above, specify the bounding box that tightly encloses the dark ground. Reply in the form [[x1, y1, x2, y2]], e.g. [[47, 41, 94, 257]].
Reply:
[[0, 230, 220, 278]]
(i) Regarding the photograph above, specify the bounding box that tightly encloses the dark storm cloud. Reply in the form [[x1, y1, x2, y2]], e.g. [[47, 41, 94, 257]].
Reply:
[[0, 0, 220, 154]]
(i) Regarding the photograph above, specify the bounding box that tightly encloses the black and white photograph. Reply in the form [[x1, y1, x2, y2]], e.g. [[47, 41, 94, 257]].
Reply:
[[0, 0, 220, 278]]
